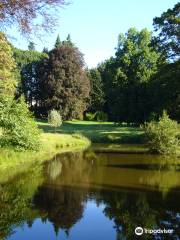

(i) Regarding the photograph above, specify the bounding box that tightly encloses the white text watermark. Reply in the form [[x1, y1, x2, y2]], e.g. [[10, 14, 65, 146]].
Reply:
[[135, 226, 174, 236]]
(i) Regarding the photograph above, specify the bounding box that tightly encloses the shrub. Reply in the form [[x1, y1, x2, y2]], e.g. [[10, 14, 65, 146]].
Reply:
[[85, 112, 96, 121], [48, 109, 62, 132], [95, 111, 108, 122], [144, 111, 179, 155], [0, 97, 41, 151]]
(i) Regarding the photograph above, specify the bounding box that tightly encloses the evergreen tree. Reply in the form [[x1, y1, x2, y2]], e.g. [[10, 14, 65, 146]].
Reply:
[[87, 68, 105, 113], [28, 42, 35, 51], [63, 34, 74, 47], [43, 47, 49, 54], [55, 34, 61, 48], [66, 34, 71, 43]]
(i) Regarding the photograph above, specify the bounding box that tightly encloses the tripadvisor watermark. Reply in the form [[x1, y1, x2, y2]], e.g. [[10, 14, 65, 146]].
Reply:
[[135, 226, 174, 236]]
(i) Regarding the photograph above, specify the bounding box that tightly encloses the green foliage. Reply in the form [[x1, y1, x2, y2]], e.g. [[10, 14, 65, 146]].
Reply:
[[64, 34, 74, 47], [144, 111, 179, 155], [28, 42, 35, 51], [0, 165, 43, 239], [13, 47, 47, 104], [149, 60, 180, 121], [87, 68, 105, 113], [55, 34, 61, 48], [95, 111, 108, 122], [85, 111, 108, 122], [85, 112, 96, 121], [0, 32, 17, 96], [153, 2, 180, 60], [0, 97, 41, 151], [48, 109, 62, 132], [100, 28, 161, 123], [43, 47, 49, 54]]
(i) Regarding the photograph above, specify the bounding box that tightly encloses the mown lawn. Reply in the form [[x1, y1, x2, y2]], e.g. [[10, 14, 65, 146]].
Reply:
[[37, 119, 145, 144]]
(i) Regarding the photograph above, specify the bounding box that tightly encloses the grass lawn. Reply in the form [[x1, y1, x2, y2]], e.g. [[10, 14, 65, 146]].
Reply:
[[38, 119, 145, 144], [0, 119, 147, 182]]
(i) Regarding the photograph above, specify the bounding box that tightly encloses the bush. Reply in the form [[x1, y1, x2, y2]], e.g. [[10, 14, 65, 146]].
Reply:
[[48, 109, 62, 132], [144, 111, 179, 155], [85, 112, 96, 121], [95, 111, 108, 122], [0, 97, 41, 151]]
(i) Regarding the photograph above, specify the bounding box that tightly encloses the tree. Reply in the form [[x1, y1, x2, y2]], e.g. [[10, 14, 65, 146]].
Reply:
[[87, 68, 105, 113], [28, 42, 35, 51], [0, 33, 41, 151], [38, 44, 90, 120], [55, 34, 61, 48], [148, 60, 180, 121], [101, 28, 161, 123], [153, 3, 180, 60], [48, 109, 62, 133], [43, 47, 49, 54], [13, 47, 47, 107], [0, 0, 68, 36], [65, 34, 74, 47], [0, 32, 17, 96]]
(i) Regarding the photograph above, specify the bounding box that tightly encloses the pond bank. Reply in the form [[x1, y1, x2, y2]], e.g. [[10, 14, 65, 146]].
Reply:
[[0, 119, 151, 183], [92, 143, 149, 154], [0, 132, 90, 183]]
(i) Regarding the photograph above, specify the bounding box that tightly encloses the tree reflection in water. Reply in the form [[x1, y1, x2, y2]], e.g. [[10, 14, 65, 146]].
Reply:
[[0, 150, 180, 239], [33, 186, 86, 236]]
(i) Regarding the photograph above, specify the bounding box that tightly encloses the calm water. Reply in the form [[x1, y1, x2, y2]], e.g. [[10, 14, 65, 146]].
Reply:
[[1, 147, 180, 240]]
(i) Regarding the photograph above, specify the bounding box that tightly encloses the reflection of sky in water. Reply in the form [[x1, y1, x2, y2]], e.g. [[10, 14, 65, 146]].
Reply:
[[7, 201, 116, 240]]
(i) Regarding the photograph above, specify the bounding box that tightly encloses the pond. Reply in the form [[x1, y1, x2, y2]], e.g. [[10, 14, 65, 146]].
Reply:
[[0, 146, 180, 239]]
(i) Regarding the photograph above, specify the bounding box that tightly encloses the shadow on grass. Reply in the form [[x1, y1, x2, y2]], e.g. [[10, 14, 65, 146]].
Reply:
[[37, 120, 145, 144]]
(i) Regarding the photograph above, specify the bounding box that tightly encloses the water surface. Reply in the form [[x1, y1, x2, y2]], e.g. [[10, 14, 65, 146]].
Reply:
[[0, 147, 180, 239]]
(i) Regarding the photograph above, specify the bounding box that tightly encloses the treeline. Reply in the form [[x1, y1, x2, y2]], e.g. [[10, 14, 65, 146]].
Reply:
[[13, 35, 90, 120], [89, 3, 180, 123], [11, 2, 180, 123]]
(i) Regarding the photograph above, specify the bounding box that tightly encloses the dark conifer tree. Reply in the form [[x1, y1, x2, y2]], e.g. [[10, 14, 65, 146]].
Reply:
[[55, 34, 61, 48], [28, 42, 35, 51]]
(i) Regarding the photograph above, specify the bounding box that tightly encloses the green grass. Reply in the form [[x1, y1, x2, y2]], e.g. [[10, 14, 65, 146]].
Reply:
[[0, 128, 90, 182], [38, 119, 144, 144], [0, 119, 145, 182]]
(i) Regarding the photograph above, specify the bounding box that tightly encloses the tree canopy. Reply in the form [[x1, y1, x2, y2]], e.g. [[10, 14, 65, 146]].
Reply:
[[87, 68, 105, 113], [153, 2, 180, 60], [0, 33, 41, 150], [13, 47, 47, 105], [0, 32, 17, 96], [101, 28, 161, 122], [38, 44, 90, 120], [0, 0, 68, 36]]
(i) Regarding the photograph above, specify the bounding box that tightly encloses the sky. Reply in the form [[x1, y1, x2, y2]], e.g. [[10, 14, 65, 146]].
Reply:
[[9, 0, 179, 68]]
